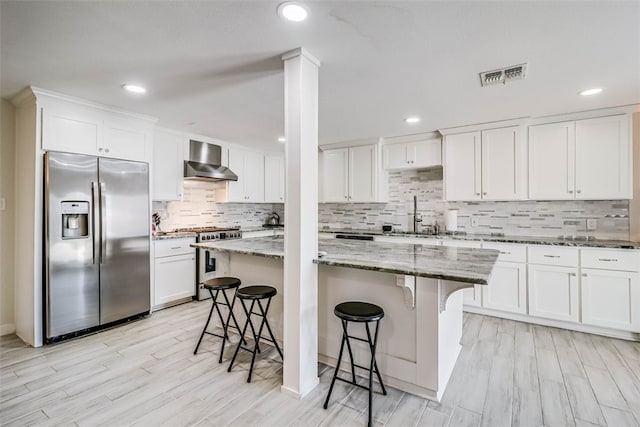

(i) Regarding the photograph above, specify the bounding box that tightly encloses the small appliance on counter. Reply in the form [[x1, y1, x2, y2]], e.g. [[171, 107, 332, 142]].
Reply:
[[264, 212, 282, 227], [445, 209, 459, 233]]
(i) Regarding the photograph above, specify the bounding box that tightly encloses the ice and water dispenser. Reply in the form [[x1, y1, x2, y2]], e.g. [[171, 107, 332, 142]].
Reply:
[[61, 201, 89, 239]]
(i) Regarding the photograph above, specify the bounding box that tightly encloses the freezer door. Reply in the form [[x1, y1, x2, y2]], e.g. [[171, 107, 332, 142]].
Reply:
[[45, 152, 100, 338], [98, 158, 150, 324]]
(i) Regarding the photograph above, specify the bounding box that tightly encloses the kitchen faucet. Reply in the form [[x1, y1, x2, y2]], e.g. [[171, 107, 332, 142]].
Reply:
[[413, 195, 422, 232]]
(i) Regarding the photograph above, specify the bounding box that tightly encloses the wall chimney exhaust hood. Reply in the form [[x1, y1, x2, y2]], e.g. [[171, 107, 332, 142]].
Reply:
[[184, 140, 238, 181]]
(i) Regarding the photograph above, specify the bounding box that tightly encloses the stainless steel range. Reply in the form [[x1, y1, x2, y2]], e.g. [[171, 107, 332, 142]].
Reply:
[[174, 227, 243, 300]]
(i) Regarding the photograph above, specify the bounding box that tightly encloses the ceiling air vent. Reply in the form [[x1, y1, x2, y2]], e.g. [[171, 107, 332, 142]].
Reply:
[[479, 63, 528, 87]]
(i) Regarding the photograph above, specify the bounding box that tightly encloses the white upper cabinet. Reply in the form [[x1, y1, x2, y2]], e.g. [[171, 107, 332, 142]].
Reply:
[[575, 115, 631, 199], [529, 121, 575, 199], [443, 131, 482, 201], [42, 103, 102, 156], [383, 138, 441, 170], [217, 147, 265, 203], [481, 127, 525, 200], [40, 95, 154, 163], [349, 145, 376, 202], [321, 144, 385, 203], [152, 129, 184, 201], [444, 126, 524, 201], [529, 114, 631, 200], [264, 155, 285, 203], [322, 148, 350, 202]]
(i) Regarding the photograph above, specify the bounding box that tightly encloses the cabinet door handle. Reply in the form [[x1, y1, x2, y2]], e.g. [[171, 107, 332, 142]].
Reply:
[[543, 255, 560, 258], [582, 273, 587, 277], [570, 273, 576, 277], [576, 190, 582, 194], [105, 148, 110, 153], [170, 246, 181, 250], [499, 251, 511, 255], [483, 192, 487, 196], [597, 258, 618, 262], [476, 193, 480, 196], [98, 147, 103, 152], [569, 190, 573, 194]]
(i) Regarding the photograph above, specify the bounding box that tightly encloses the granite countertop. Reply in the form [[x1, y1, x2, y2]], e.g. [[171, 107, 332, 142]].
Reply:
[[320, 228, 640, 249], [152, 231, 198, 240], [192, 236, 499, 284]]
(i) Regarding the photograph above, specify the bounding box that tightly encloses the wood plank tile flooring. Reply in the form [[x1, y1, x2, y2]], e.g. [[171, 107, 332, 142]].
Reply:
[[1, 301, 640, 426]]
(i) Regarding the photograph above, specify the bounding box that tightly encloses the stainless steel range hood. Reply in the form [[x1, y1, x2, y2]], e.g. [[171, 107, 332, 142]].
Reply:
[[184, 140, 238, 181]]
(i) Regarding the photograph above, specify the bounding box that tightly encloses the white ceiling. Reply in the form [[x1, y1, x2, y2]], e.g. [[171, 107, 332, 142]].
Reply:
[[2, 1, 639, 151]]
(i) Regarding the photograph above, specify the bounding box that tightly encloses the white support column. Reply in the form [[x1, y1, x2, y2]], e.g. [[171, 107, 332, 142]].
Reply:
[[281, 47, 320, 399]]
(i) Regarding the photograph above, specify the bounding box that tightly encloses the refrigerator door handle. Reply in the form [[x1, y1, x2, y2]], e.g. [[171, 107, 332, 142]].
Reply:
[[91, 181, 99, 264], [100, 182, 107, 264]]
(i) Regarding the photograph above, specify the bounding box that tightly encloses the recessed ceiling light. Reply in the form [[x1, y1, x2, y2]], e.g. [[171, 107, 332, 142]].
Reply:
[[122, 84, 146, 94], [404, 117, 421, 124], [277, 2, 308, 22], [278, 137, 286, 143], [579, 87, 603, 96]]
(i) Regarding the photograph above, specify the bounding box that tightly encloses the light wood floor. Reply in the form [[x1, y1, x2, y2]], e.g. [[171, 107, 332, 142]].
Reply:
[[1, 301, 640, 426]]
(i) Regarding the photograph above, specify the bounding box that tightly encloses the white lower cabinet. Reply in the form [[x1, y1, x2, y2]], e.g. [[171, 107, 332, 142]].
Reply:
[[581, 269, 640, 332], [482, 262, 527, 314], [528, 264, 579, 322], [154, 238, 196, 308]]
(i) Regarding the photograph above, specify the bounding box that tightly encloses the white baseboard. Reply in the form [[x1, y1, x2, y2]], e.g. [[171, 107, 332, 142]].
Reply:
[[280, 377, 320, 400], [464, 306, 640, 342], [0, 323, 16, 336]]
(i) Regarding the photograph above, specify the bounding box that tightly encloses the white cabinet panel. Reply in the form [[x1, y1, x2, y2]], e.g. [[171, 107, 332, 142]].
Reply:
[[580, 248, 640, 272], [529, 121, 575, 200], [322, 148, 349, 202], [444, 132, 481, 201], [42, 105, 101, 156], [581, 269, 639, 332], [481, 126, 524, 200], [103, 118, 150, 162], [383, 144, 408, 169], [529, 114, 631, 200], [243, 151, 265, 202], [220, 148, 265, 203], [528, 245, 579, 267], [322, 145, 382, 203], [528, 264, 579, 322], [575, 115, 631, 199], [349, 145, 375, 202], [383, 139, 441, 170], [264, 155, 285, 203], [154, 253, 196, 307], [152, 129, 184, 201], [463, 286, 483, 307], [482, 262, 527, 314]]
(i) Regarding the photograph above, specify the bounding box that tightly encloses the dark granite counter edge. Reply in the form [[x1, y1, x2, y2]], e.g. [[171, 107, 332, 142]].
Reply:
[[153, 232, 198, 241], [313, 259, 489, 284], [320, 229, 640, 249]]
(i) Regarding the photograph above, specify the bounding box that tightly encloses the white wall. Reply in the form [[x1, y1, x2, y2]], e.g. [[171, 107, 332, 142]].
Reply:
[[0, 99, 16, 335]]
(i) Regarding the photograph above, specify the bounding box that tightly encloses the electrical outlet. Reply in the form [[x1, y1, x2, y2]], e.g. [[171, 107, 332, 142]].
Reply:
[[587, 219, 597, 230], [471, 217, 479, 227]]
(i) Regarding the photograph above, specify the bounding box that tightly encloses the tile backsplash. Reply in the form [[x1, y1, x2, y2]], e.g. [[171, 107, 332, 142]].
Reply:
[[319, 169, 630, 240], [152, 181, 277, 231]]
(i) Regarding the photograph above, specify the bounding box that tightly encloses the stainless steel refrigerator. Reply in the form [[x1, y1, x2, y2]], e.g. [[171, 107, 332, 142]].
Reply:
[[44, 151, 150, 342]]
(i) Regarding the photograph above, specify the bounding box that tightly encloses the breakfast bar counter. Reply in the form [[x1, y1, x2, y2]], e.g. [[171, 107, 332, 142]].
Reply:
[[192, 236, 499, 401]]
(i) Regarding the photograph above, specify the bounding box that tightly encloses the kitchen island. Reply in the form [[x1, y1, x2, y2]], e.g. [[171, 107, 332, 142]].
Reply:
[[192, 236, 499, 400]]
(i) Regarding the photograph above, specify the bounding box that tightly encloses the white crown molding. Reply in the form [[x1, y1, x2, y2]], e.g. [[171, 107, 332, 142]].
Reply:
[[382, 131, 441, 146], [438, 117, 530, 135], [527, 104, 640, 125], [281, 47, 321, 67]]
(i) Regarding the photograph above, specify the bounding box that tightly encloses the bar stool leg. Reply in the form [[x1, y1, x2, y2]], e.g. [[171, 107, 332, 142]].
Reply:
[[257, 298, 283, 360], [341, 320, 357, 383], [323, 329, 347, 410], [372, 321, 387, 396], [241, 300, 262, 383], [218, 289, 247, 363], [194, 288, 217, 355], [228, 299, 255, 373]]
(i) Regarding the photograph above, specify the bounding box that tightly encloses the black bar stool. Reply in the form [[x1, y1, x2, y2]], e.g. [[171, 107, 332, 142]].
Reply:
[[228, 285, 283, 383], [323, 301, 387, 427], [194, 277, 246, 363]]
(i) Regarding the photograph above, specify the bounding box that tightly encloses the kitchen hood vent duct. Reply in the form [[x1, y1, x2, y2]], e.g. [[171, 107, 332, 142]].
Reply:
[[479, 63, 528, 87], [184, 140, 238, 181]]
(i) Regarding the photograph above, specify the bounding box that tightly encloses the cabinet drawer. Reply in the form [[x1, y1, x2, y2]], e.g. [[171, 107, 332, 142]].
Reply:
[[154, 238, 195, 258], [581, 248, 640, 272], [441, 239, 482, 248], [528, 245, 579, 267], [482, 242, 526, 263]]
